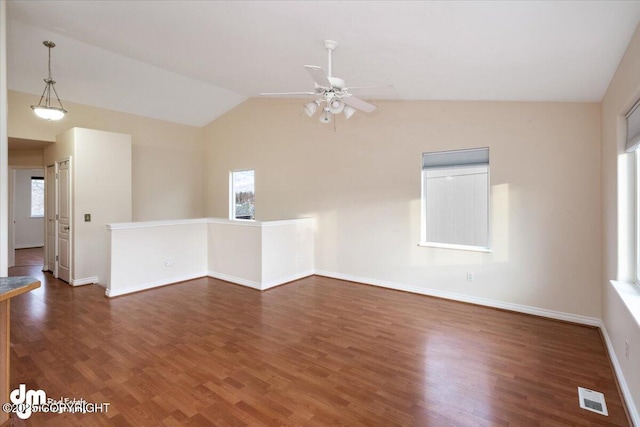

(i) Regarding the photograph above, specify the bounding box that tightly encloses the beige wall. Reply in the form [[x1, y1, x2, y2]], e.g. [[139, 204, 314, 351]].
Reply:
[[8, 149, 43, 167], [203, 98, 602, 318], [601, 23, 640, 418], [45, 128, 132, 285], [8, 90, 203, 220]]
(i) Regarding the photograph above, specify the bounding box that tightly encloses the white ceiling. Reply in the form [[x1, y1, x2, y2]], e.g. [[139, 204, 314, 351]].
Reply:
[[6, 1, 640, 127]]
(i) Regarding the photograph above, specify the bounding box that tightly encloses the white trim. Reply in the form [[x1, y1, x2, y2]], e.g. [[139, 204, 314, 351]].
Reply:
[[107, 218, 207, 230], [207, 270, 314, 291], [259, 218, 314, 227], [105, 272, 207, 297], [207, 217, 313, 227], [262, 270, 315, 290], [610, 280, 640, 329], [14, 244, 44, 249], [208, 217, 261, 227], [600, 322, 640, 426], [106, 217, 315, 231], [0, 0, 8, 276], [70, 276, 98, 286], [207, 270, 262, 290], [418, 242, 492, 253], [314, 269, 601, 326]]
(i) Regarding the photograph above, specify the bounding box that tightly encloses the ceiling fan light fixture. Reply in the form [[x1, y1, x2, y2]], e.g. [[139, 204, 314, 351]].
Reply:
[[30, 41, 67, 121], [319, 109, 332, 123], [304, 101, 318, 117], [343, 105, 356, 120]]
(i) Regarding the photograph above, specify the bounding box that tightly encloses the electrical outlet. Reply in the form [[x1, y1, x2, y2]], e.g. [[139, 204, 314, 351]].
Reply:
[[625, 340, 629, 359], [466, 272, 473, 281], [84, 213, 91, 222], [164, 260, 174, 267]]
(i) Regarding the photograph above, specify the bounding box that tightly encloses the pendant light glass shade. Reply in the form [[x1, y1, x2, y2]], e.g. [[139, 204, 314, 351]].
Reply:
[[328, 99, 344, 114], [319, 109, 332, 123], [32, 105, 66, 121], [31, 41, 67, 121]]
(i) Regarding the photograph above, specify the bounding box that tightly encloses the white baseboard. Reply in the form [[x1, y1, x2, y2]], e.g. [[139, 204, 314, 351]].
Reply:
[[207, 270, 314, 290], [314, 270, 602, 327], [105, 272, 207, 297], [15, 244, 44, 249], [71, 276, 98, 286], [207, 271, 262, 290], [599, 323, 640, 426], [262, 270, 315, 290]]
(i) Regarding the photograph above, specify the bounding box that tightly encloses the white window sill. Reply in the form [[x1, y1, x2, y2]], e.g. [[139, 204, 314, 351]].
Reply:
[[610, 280, 640, 329], [418, 242, 492, 253], [30, 216, 44, 219]]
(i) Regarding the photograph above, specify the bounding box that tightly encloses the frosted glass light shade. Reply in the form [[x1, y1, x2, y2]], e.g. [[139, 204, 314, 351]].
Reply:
[[304, 102, 318, 117], [31, 105, 66, 121], [319, 110, 332, 123], [328, 99, 344, 114], [343, 105, 356, 119]]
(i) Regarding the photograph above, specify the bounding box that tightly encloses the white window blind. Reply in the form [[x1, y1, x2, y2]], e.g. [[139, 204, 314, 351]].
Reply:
[[421, 147, 490, 250]]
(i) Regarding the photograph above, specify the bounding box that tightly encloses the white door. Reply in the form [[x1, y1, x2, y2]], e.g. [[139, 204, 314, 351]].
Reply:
[[46, 165, 56, 273], [57, 160, 71, 283]]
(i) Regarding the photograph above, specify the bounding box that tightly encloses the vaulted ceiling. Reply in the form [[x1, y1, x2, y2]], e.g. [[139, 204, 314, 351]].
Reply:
[[7, 1, 640, 127]]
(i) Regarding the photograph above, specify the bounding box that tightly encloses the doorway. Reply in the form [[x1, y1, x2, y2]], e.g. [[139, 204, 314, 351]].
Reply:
[[9, 167, 45, 268]]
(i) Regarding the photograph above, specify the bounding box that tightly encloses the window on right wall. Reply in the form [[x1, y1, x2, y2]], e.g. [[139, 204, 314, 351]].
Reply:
[[625, 100, 640, 284], [420, 147, 490, 251]]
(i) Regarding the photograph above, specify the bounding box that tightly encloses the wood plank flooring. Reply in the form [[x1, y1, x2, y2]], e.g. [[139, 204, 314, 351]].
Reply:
[[13, 248, 44, 267], [4, 267, 630, 426]]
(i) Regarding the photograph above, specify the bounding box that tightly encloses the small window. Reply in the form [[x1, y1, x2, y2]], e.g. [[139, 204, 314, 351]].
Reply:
[[421, 148, 490, 251], [230, 170, 255, 220], [30, 177, 44, 218]]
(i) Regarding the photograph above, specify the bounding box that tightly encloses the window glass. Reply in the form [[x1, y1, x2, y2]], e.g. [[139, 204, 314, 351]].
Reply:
[[31, 177, 44, 218], [231, 170, 255, 220]]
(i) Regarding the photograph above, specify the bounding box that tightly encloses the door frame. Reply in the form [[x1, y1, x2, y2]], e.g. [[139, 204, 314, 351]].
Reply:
[[55, 158, 72, 283], [44, 164, 55, 274], [8, 165, 46, 268]]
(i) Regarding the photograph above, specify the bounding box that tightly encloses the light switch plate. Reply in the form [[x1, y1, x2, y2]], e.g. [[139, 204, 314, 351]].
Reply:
[[84, 214, 91, 222]]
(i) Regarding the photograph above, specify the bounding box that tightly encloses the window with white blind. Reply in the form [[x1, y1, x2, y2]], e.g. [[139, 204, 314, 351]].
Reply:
[[625, 100, 640, 285], [420, 148, 490, 251]]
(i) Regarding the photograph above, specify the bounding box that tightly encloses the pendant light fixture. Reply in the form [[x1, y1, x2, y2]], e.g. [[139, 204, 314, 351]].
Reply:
[[31, 41, 67, 121]]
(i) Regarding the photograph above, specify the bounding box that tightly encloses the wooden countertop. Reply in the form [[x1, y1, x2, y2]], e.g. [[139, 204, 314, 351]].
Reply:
[[0, 277, 40, 302]]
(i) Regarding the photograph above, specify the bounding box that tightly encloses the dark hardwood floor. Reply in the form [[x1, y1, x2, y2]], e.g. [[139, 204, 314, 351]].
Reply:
[[13, 247, 44, 267], [4, 267, 630, 426]]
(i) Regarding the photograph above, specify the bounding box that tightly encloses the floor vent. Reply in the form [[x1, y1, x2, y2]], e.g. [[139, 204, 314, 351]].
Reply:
[[578, 387, 608, 416]]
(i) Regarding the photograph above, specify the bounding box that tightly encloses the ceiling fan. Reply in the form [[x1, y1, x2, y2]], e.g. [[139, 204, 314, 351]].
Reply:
[[260, 40, 389, 124]]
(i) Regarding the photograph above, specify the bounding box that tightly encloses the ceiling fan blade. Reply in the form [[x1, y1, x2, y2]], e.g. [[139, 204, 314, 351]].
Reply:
[[346, 84, 396, 92], [346, 84, 398, 99], [343, 96, 377, 113], [304, 65, 331, 88], [260, 91, 317, 97]]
